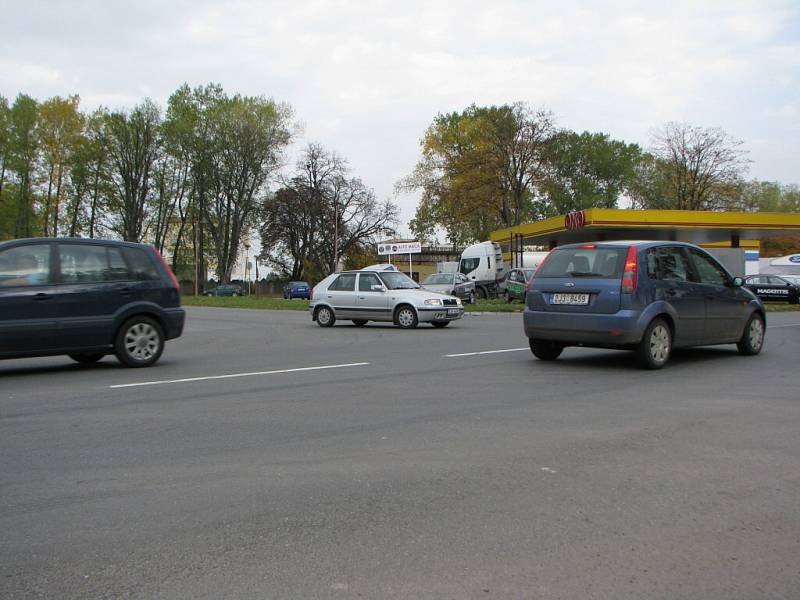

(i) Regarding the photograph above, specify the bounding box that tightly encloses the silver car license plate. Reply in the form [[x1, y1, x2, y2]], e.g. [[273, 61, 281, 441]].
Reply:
[[447, 308, 460, 316], [551, 293, 589, 305]]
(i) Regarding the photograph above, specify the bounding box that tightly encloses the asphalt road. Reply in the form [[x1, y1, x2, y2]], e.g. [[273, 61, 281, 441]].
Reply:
[[2, 307, 799, 599]]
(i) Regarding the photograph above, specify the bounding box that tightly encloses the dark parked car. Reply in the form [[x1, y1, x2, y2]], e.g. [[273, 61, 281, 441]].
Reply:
[[204, 284, 243, 297], [283, 281, 311, 299], [524, 241, 765, 369], [0, 238, 185, 367], [742, 274, 799, 304]]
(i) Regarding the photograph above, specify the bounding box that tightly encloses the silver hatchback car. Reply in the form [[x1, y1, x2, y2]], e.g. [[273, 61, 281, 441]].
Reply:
[[310, 269, 465, 328]]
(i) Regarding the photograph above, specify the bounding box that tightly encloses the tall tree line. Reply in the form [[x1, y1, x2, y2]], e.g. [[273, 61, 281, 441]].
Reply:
[[0, 85, 294, 285], [402, 103, 798, 244]]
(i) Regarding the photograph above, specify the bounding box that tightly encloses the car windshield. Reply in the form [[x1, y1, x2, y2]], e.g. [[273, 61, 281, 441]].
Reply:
[[379, 271, 420, 290], [536, 247, 626, 279], [423, 274, 453, 285], [290, 281, 309, 286]]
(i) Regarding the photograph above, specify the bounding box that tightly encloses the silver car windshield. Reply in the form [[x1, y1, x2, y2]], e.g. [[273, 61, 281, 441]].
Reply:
[[379, 272, 420, 290]]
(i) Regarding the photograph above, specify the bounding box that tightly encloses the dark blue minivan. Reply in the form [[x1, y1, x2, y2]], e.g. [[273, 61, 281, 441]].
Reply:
[[0, 238, 185, 367], [524, 241, 765, 368]]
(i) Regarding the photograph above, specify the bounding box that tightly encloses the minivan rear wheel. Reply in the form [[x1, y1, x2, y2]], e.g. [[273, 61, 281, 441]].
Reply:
[[637, 318, 671, 369], [737, 312, 765, 355], [529, 338, 563, 361], [115, 316, 164, 368]]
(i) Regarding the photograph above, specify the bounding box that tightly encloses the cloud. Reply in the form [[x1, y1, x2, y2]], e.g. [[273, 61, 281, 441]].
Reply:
[[1, 0, 798, 230]]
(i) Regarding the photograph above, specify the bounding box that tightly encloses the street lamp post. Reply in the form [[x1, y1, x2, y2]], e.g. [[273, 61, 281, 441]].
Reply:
[[333, 200, 339, 273], [244, 242, 251, 295]]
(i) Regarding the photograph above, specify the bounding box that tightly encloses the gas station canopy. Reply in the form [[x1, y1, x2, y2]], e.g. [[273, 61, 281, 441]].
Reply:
[[490, 208, 800, 250]]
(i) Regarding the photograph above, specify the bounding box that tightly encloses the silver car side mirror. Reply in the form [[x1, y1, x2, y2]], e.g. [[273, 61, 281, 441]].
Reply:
[[371, 284, 386, 292]]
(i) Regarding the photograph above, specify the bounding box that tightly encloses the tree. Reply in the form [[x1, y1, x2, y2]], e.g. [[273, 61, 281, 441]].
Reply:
[[37, 95, 84, 237], [403, 103, 556, 244], [648, 122, 749, 210], [8, 94, 39, 238], [102, 99, 161, 242], [541, 131, 644, 215], [203, 93, 293, 282], [65, 109, 110, 238], [260, 143, 398, 280], [0, 96, 12, 238], [0, 95, 10, 205]]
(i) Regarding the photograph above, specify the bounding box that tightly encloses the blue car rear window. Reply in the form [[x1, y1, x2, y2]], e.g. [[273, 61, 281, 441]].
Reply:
[[536, 248, 626, 279]]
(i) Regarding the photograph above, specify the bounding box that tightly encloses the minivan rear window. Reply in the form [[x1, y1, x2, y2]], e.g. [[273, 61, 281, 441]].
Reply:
[[536, 247, 626, 279], [123, 247, 159, 281]]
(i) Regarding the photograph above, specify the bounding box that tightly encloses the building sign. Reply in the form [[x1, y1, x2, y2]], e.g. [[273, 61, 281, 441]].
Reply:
[[565, 210, 586, 230], [377, 241, 422, 255]]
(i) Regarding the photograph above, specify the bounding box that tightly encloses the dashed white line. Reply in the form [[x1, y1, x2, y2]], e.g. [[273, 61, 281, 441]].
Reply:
[[110, 362, 370, 389], [444, 347, 529, 358], [767, 323, 800, 329]]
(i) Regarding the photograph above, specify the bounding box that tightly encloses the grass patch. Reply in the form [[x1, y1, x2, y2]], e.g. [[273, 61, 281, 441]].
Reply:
[[182, 295, 310, 310], [180, 295, 799, 313]]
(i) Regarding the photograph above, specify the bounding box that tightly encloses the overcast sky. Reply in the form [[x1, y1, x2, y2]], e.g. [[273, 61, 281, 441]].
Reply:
[[2, 0, 798, 236]]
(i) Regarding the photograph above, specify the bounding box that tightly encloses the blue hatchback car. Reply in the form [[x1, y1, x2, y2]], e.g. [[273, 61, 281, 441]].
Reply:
[[524, 241, 765, 369]]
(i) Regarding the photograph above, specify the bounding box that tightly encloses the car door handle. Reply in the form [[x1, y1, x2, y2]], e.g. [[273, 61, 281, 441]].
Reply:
[[326, 295, 332, 299], [34, 292, 50, 301], [358, 296, 365, 299], [665, 289, 677, 297], [119, 287, 133, 296]]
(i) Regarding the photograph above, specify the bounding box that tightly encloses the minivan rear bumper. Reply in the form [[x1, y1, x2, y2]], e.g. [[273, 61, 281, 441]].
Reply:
[[523, 308, 645, 346], [163, 308, 186, 340]]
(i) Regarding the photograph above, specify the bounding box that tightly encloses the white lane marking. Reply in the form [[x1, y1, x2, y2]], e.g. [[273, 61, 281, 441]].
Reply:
[[541, 467, 558, 474], [444, 347, 528, 358], [110, 362, 370, 389], [767, 323, 800, 329]]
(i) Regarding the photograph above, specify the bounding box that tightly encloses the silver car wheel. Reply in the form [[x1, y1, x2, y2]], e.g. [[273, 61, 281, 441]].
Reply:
[[649, 324, 670, 364], [396, 307, 417, 328], [748, 316, 764, 350], [317, 307, 333, 326], [124, 323, 160, 361]]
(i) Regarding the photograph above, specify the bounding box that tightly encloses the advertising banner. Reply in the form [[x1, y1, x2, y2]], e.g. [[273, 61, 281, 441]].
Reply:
[[377, 242, 422, 255]]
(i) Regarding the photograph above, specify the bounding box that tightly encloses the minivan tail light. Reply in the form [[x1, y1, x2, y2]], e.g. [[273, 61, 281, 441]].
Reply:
[[621, 246, 638, 294], [154, 249, 180, 292]]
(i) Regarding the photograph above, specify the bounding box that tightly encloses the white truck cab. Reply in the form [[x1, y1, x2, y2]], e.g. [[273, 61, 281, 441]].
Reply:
[[458, 241, 507, 299]]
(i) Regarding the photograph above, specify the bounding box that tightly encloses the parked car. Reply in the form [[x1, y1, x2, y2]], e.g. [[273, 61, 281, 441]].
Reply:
[[504, 268, 537, 302], [742, 274, 799, 304], [0, 238, 185, 367], [309, 268, 464, 328], [283, 281, 311, 299], [204, 284, 243, 297], [524, 241, 765, 369], [421, 272, 476, 304], [779, 274, 800, 286]]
